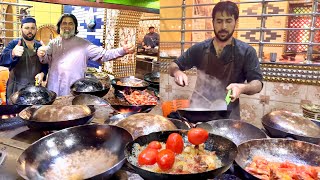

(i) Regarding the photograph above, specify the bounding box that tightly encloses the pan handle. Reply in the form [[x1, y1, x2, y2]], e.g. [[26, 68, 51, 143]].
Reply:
[[177, 113, 195, 128], [121, 161, 136, 173]]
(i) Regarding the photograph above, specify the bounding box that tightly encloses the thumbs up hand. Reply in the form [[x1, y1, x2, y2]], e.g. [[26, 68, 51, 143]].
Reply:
[[121, 38, 135, 54], [37, 40, 48, 58], [12, 40, 24, 57]]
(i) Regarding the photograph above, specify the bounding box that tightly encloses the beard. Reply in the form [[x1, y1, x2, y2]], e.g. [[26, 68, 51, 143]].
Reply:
[[214, 29, 234, 42], [60, 29, 75, 39], [22, 32, 35, 41]]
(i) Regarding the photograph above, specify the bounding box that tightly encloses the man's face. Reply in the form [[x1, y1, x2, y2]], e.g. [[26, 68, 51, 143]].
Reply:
[[21, 23, 37, 41], [149, 28, 155, 34], [60, 17, 75, 39], [213, 11, 236, 42]]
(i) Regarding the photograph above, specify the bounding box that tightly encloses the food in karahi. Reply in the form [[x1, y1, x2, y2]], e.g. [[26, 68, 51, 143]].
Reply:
[[44, 148, 118, 180], [123, 90, 157, 105], [245, 156, 320, 180], [116, 80, 144, 87], [128, 128, 222, 174]]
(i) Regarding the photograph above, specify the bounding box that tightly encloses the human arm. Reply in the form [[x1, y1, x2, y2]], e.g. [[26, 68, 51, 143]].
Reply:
[[87, 41, 135, 61], [37, 40, 52, 64], [0, 39, 23, 68], [226, 47, 263, 102]]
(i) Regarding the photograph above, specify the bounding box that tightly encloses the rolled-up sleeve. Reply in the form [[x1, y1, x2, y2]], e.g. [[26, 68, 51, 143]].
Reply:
[[39, 40, 54, 64], [244, 47, 263, 82], [86, 44, 126, 62], [173, 45, 199, 71]]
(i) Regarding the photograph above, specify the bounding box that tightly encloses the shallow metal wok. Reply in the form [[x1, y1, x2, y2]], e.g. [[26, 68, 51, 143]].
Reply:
[[110, 104, 155, 113], [177, 108, 231, 123], [9, 86, 56, 105], [0, 105, 27, 116], [16, 124, 133, 179], [125, 130, 238, 180], [262, 110, 320, 145], [235, 138, 320, 179], [70, 77, 110, 97], [72, 94, 109, 105], [204, 119, 267, 146], [111, 77, 149, 93], [18, 105, 95, 130], [144, 72, 160, 88]]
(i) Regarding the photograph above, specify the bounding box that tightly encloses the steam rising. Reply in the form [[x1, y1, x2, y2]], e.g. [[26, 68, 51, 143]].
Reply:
[[190, 70, 227, 110]]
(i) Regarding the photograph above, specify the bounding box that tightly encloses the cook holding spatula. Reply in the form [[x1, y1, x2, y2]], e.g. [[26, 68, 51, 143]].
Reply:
[[169, 1, 263, 119]]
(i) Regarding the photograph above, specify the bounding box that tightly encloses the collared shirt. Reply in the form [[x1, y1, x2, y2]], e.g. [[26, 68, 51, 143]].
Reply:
[[174, 38, 263, 84], [143, 32, 159, 48]]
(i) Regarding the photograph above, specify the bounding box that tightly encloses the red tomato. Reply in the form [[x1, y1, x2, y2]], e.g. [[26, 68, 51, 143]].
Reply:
[[147, 141, 162, 150], [187, 128, 209, 145], [138, 148, 158, 165], [156, 149, 175, 171], [166, 133, 184, 154]]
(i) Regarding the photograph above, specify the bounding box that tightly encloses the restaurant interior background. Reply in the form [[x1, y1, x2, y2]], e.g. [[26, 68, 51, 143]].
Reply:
[[0, 0, 319, 128], [159, 0, 320, 128]]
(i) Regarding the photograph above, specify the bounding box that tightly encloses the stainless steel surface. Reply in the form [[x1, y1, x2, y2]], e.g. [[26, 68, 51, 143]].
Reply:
[[181, 0, 186, 55], [259, 1, 267, 61], [307, 0, 318, 62]]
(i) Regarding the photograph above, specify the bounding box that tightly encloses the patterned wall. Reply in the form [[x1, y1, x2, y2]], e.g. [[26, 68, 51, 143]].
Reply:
[[63, 5, 105, 46]]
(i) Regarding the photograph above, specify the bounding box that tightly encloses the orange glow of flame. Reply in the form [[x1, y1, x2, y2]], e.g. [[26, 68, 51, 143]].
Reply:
[[118, 107, 141, 113], [42, 131, 52, 136]]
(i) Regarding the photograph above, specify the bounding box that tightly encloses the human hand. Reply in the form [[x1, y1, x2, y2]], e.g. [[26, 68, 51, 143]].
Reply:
[[37, 41, 48, 58], [35, 72, 44, 86], [226, 83, 245, 102], [12, 40, 24, 57], [173, 70, 188, 87], [122, 39, 135, 54]]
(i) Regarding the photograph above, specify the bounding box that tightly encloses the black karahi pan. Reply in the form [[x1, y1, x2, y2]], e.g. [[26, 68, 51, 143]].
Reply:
[[18, 105, 95, 130], [144, 72, 160, 88], [177, 108, 231, 123], [111, 77, 149, 93], [125, 130, 238, 180], [9, 86, 56, 105], [262, 110, 320, 145], [16, 124, 133, 179], [203, 119, 267, 146], [110, 104, 155, 113], [0, 105, 27, 116], [235, 138, 320, 179], [70, 77, 110, 97]]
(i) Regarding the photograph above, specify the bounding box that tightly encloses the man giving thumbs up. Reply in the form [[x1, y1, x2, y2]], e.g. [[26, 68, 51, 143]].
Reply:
[[0, 17, 48, 103]]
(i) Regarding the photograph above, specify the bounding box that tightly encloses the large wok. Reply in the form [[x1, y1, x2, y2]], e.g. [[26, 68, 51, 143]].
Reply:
[[0, 105, 27, 116], [125, 130, 238, 180], [70, 77, 110, 97], [204, 119, 267, 146], [111, 77, 149, 93], [235, 139, 320, 179], [177, 108, 231, 123], [18, 105, 95, 130], [9, 86, 56, 105], [17, 124, 133, 179], [262, 110, 320, 145], [144, 72, 159, 88]]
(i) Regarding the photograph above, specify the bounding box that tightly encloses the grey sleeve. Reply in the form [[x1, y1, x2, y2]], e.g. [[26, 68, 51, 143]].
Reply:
[[173, 45, 198, 71]]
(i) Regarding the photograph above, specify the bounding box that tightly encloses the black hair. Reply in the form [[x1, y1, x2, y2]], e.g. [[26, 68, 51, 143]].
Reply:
[[149, 26, 155, 30], [56, 13, 79, 34], [212, 1, 239, 21]]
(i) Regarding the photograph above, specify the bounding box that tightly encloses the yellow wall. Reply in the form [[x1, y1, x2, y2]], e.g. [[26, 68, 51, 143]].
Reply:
[[18, 1, 62, 28]]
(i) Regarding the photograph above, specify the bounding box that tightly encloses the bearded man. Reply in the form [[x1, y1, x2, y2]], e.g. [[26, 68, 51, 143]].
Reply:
[[37, 13, 135, 96], [0, 17, 48, 103], [169, 1, 263, 119]]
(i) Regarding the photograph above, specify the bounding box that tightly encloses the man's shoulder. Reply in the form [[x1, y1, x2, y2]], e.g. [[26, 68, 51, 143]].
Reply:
[[234, 38, 254, 50]]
